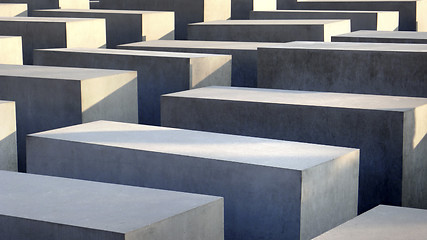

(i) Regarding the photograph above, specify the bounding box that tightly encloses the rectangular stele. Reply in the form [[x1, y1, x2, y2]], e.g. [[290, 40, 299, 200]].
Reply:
[[332, 30, 427, 44], [33, 9, 175, 48], [26, 120, 359, 240], [250, 10, 399, 31], [0, 3, 27, 16], [160, 86, 427, 212], [0, 170, 223, 240], [0, 101, 17, 171], [0, 17, 106, 64], [187, 19, 350, 42], [0, 36, 23, 64], [0, 64, 138, 172], [313, 205, 427, 240], [118, 40, 276, 87], [33, 48, 231, 125], [1, 0, 89, 13], [257, 41, 427, 98], [292, 0, 427, 31]]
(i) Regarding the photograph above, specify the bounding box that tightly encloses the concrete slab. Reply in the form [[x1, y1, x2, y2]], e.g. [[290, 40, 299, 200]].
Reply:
[[27, 120, 359, 240], [294, 0, 427, 31], [118, 40, 276, 87], [0, 64, 138, 172], [0, 3, 27, 16], [250, 10, 399, 31], [0, 36, 22, 65], [0, 17, 106, 64], [33, 48, 231, 125], [231, 0, 276, 19], [258, 41, 427, 98], [0, 101, 17, 171], [332, 30, 427, 43], [95, 0, 230, 40], [0, 170, 223, 240], [0, 0, 89, 14], [33, 9, 174, 48], [187, 19, 351, 42], [314, 205, 427, 240], [161, 86, 427, 212]]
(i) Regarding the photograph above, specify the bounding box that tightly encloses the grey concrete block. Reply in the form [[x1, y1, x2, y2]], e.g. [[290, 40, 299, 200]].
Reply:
[[33, 48, 232, 125], [0, 0, 88, 14], [313, 205, 427, 240], [187, 20, 351, 42], [0, 64, 138, 172], [231, 0, 276, 19], [250, 10, 399, 31], [0, 101, 17, 171], [293, 0, 427, 31], [118, 40, 276, 87], [27, 120, 359, 240], [0, 36, 23, 65], [94, 0, 231, 40], [160, 86, 427, 212], [257, 41, 427, 98], [0, 170, 223, 240], [33, 9, 174, 48], [0, 17, 106, 64], [332, 30, 427, 44], [0, 3, 27, 16]]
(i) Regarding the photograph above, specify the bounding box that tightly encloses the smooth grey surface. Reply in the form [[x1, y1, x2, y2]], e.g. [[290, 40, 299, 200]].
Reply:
[[0, 3, 27, 16], [0, 36, 22, 64], [0, 64, 138, 172], [258, 41, 427, 98], [0, 0, 88, 13], [161, 86, 427, 212], [231, 0, 276, 19], [250, 10, 399, 31], [314, 205, 427, 240], [292, 0, 427, 31], [0, 101, 17, 171], [0, 17, 106, 64], [94, 0, 231, 40], [188, 19, 351, 42], [33, 48, 231, 125], [33, 9, 174, 48], [118, 40, 277, 87], [0, 170, 223, 240], [332, 30, 427, 43], [27, 120, 359, 240]]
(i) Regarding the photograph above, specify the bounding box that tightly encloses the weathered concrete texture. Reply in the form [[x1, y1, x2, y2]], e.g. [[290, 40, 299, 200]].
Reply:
[[27, 120, 359, 240], [332, 30, 427, 43], [188, 20, 351, 42], [314, 205, 427, 240], [0, 3, 27, 16], [258, 41, 427, 98], [0, 64, 138, 172], [33, 48, 231, 125], [0, 170, 224, 240], [294, 0, 427, 31], [161, 86, 427, 212], [231, 0, 276, 19], [94, 0, 230, 40], [0, 36, 23, 65], [0, 17, 106, 64], [118, 40, 276, 87], [33, 9, 174, 48], [0, 0, 89, 14], [250, 10, 399, 31], [0, 101, 17, 171]]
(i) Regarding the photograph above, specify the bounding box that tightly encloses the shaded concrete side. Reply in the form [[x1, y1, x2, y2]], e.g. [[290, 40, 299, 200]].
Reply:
[[0, 102, 17, 171], [66, 19, 106, 49], [0, 3, 27, 16], [0, 36, 23, 65], [189, 56, 232, 88], [332, 35, 427, 43]]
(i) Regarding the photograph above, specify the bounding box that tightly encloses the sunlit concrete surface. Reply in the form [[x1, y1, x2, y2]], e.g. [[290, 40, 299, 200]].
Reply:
[[0, 36, 23, 65], [0, 3, 27, 16], [231, 0, 276, 19], [332, 30, 427, 43], [0, 101, 17, 171], [0, 0, 88, 14]]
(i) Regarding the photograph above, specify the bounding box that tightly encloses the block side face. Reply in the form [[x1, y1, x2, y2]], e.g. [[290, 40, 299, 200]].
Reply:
[[323, 20, 351, 42], [300, 150, 359, 240], [0, 3, 27, 17], [142, 12, 175, 41], [402, 104, 427, 208], [0, 36, 23, 65], [189, 56, 232, 89], [81, 73, 138, 124], [0, 102, 17, 171], [203, 0, 231, 22], [66, 20, 106, 48], [377, 11, 400, 30], [58, 0, 90, 9], [232, 0, 276, 19], [417, 0, 427, 31]]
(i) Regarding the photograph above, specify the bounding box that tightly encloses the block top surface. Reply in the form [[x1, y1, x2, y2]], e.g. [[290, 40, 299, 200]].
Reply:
[[0, 16, 101, 23], [335, 30, 427, 40], [314, 205, 427, 240], [34, 9, 173, 15], [189, 19, 348, 26], [253, 9, 394, 13], [119, 40, 278, 51], [261, 41, 427, 52], [37, 48, 230, 59], [29, 121, 358, 171], [0, 64, 135, 81], [164, 87, 427, 112], [0, 170, 220, 233], [298, 0, 423, 2]]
